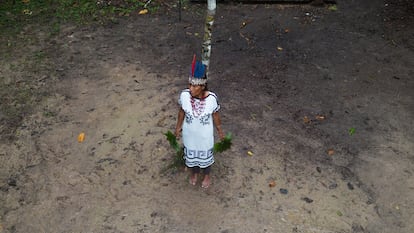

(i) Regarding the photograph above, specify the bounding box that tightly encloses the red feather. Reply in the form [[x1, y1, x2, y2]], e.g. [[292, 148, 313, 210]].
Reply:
[[191, 54, 196, 76]]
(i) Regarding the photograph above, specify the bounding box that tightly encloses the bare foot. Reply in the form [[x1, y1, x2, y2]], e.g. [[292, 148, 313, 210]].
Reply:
[[201, 175, 211, 189], [189, 173, 198, 186]]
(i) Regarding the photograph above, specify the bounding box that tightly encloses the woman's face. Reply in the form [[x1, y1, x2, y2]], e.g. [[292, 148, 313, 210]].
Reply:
[[189, 84, 205, 98]]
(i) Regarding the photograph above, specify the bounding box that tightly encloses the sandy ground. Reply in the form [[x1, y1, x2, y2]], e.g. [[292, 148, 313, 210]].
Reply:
[[1, 0, 413, 232]]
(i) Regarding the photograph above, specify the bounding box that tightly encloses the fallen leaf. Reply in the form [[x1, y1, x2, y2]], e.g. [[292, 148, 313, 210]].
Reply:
[[316, 115, 325, 120], [277, 46, 283, 51], [327, 149, 335, 156], [336, 210, 343, 216], [78, 132, 85, 143], [22, 9, 32, 15], [269, 180, 276, 187], [303, 116, 310, 123], [328, 5, 338, 11], [139, 9, 148, 15], [284, 28, 290, 33], [349, 127, 356, 135], [240, 21, 247, 28], [247, 151, 254, 156]]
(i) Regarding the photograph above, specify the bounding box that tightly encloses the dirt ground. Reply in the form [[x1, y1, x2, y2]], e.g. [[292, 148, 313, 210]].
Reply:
[[1, 0, 413, 232]]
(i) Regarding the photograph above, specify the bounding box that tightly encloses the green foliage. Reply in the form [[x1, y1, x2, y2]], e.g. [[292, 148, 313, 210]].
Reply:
[[165, 130, 182, 153], [349, 127, 356, 136], [163, 130, 233, 173], [213, 133, 232, 153], [163, 131, 185, 172]]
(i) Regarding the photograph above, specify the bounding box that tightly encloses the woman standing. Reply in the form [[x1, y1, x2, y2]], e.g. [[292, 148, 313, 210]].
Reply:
[[175, 57, 224, 188]]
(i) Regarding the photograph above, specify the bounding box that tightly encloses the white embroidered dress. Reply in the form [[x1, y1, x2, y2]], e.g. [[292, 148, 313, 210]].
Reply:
[[179, 89, 220, 168]]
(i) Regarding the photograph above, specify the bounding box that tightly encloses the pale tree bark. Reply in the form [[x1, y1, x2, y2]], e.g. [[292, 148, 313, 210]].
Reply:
[[201, 0, 216, 78]]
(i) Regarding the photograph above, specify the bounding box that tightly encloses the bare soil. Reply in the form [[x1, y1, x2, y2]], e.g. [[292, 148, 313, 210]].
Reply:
[[1, 0, 413, 232]]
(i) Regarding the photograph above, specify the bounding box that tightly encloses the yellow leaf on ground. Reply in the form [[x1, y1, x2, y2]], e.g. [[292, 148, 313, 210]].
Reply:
[[139, 9, 148, 15], [327, 149, 335, 156], [269, 180, 276, 187], [303, 116, 310, 123], [78, 133, 85, 143], [247, 151, 254, 156]]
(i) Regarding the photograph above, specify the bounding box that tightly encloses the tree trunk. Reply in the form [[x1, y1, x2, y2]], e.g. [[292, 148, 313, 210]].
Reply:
[[201, 0, 217, 78]]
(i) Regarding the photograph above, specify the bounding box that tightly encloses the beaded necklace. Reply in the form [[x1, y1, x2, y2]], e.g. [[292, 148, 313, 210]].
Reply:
[[190, 96, 206, 117]]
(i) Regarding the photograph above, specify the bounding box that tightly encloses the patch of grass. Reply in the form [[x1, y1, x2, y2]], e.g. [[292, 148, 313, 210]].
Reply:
[[43, 108, 57, 118], [0, 0, 159, 35], [0, 81, 36, 140], [0, 48, 53, 140], [33, 50, 45, 60]]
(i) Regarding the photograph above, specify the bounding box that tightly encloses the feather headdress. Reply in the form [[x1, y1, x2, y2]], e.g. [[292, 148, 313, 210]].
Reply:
[[189, 54, 207, 85]]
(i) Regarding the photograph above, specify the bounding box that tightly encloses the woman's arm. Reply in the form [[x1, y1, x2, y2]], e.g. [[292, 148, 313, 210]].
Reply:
[[213, 112, 224, 140], [175, 108, 185, 137]]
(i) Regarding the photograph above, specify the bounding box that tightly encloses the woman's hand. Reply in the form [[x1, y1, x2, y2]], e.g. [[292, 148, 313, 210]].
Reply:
[[213, 112, 224, 140], [218, 130, 225, 141], [174, 128, 181, 139]]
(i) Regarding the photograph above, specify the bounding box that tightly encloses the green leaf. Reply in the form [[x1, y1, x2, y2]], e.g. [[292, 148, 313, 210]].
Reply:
[[163, 131, 185, 171], [213, 133, 232, 153], [164, 130, 232, 170], [328, 5, 338, 11], [164, 131, 181, 152], [349, 127, 356, 136]]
